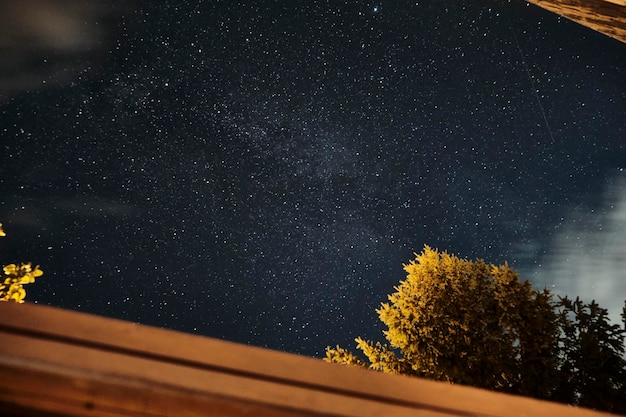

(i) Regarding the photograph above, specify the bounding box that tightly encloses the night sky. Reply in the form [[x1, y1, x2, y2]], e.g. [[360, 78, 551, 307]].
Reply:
[[1, 1, 625, 357]]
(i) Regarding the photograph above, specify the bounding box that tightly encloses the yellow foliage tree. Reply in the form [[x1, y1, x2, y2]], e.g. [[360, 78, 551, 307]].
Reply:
[[0, 223, 43, 303], [326, 246, 558, 399]]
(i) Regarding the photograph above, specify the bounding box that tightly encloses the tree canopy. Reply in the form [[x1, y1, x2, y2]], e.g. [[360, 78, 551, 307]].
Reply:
[[326, 246, 626, 414]]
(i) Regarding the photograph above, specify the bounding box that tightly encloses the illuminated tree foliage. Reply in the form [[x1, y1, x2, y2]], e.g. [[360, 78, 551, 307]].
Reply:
[[0, 223, 43, 303], [326, 246, 626, 413]]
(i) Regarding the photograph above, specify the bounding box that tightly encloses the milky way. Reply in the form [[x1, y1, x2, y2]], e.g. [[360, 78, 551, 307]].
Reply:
[[1, 1, 625, 355]]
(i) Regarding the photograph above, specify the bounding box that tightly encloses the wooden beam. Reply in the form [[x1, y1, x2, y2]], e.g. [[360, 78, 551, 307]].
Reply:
[[0, 302, 620, 417], [526, 0, 626, 43]]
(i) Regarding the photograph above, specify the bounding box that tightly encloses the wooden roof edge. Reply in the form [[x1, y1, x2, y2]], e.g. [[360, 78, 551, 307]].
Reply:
[[526, 0, 626, 44], [604, 0, 626, 7], [0, 302, 621, 417]]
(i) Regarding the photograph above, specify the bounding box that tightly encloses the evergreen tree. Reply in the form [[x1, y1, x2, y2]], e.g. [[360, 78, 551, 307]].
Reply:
[[552, 296, 626, 413]]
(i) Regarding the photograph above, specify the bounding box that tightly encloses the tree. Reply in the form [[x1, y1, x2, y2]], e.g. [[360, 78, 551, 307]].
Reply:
[[0, 223, 43, 303], [552, 296, 626, 413], [325, 246, 626, 413], [326, 246, 559, 398]]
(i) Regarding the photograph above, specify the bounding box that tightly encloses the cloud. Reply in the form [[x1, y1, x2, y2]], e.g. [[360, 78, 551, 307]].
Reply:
[[3, 198, 138, 231], [536, 174, 626, 325]]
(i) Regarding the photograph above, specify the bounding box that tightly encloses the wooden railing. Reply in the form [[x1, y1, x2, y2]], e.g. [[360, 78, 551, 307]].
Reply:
[[0, 302, 619, 417]]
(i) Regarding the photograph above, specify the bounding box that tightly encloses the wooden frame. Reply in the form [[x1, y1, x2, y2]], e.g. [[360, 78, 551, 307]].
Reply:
[[526, 0, 626, 43], [0, 302, 619, 417]]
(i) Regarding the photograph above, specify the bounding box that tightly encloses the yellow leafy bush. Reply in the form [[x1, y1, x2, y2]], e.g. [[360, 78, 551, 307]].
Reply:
[[0, 223, 43, 303]]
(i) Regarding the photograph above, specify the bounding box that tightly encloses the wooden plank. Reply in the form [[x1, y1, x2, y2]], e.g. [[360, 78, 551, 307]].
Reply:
[[526, 0, 626, 43], [0, 331, 451, 417], [0, 302, 619, 417]]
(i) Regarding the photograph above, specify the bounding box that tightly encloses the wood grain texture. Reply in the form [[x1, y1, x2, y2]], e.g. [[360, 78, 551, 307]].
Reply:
[[0, 302, 620, 417], [527, 0, 626, 43]]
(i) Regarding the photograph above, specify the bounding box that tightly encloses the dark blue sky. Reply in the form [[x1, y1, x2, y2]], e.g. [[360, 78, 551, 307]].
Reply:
[[1, 0, 625, 356]]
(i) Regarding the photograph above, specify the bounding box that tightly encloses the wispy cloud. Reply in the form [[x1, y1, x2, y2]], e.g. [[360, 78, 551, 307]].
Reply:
[[535, 174, 626, 325]]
